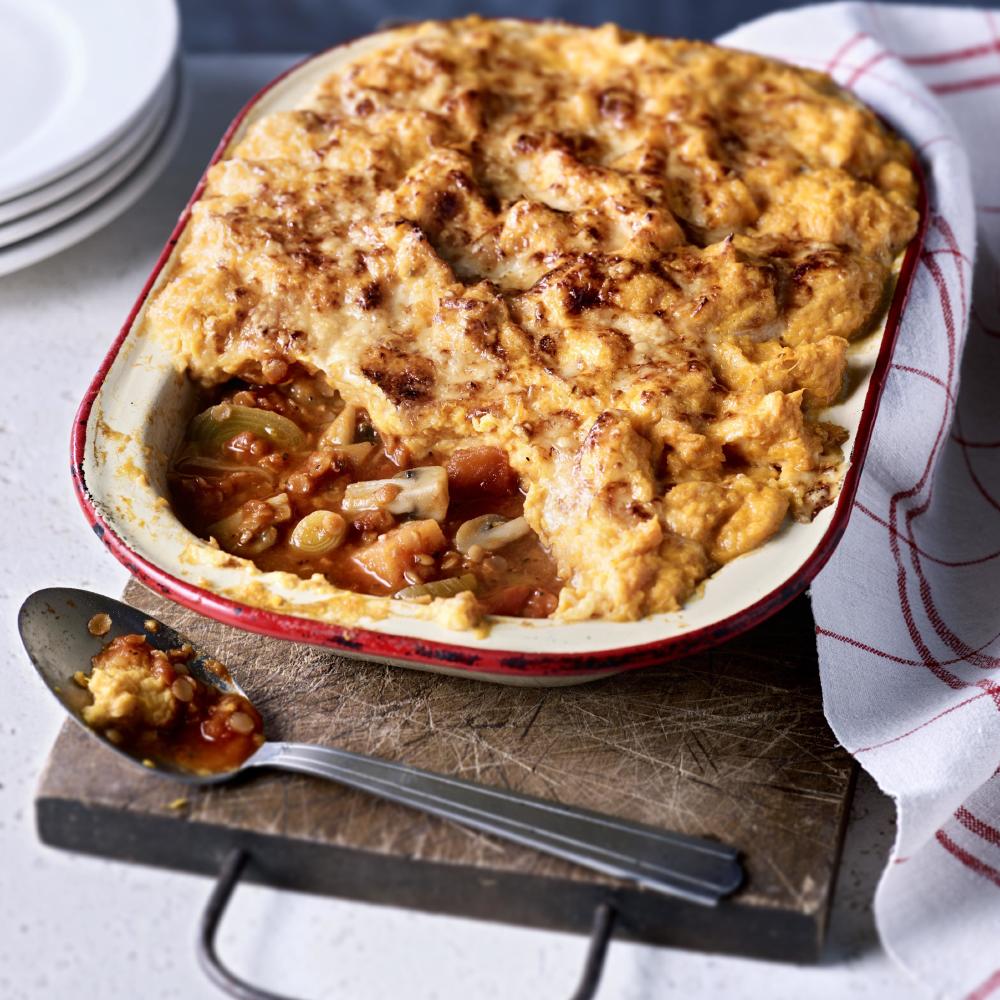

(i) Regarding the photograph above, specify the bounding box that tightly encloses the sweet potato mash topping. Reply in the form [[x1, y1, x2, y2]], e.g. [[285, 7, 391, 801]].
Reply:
[[150, 18, 919, 622]]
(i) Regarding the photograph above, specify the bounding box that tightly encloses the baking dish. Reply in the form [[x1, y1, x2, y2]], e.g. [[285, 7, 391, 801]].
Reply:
[[71, 26, 927, 684]]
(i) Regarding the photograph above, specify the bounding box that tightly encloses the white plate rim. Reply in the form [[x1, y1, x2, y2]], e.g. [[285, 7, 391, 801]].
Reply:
[[0, 0, 178, 202], [0, 65, 176, 226], [0, 72, 176, 246], [0, 66, 188, 279]]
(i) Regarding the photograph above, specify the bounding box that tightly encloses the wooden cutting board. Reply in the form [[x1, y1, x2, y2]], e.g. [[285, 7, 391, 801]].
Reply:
[[36, 580, 854, 962]]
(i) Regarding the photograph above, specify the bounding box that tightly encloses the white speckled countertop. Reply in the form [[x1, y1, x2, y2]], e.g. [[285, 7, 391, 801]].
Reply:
[[0, 56, 919, 1000]]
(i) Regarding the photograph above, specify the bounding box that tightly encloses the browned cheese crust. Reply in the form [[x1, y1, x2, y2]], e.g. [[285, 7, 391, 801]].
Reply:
[[148, 18, 919, 621]]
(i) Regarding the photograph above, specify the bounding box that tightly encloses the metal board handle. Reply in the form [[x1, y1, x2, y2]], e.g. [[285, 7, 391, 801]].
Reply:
[[198, 849, 618, 1000]]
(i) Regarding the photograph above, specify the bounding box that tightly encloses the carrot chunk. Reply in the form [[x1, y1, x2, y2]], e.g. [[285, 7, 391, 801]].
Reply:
[[446, 447, 518, 498], [352, 519, 447, 589]]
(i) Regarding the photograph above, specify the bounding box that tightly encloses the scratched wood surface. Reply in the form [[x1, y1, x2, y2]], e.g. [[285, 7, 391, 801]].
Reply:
[[36, 581, 854, 961]]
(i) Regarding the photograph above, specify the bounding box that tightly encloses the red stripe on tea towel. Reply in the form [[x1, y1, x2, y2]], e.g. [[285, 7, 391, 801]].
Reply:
[[936, 829, 1000, 887], [932, 74, 1000, 95], [844, 50, 891, 88], [825, 32, 869, 74], [956, 806, 1000, 848], [852, 689, 996, 754], [854, 501, 1000, 568], [967, 967, 1000, 1000], [902, 41, 1000, 66]]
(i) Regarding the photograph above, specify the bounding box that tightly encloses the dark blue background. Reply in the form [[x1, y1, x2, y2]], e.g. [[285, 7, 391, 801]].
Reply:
[[178, 0, 995, 50]]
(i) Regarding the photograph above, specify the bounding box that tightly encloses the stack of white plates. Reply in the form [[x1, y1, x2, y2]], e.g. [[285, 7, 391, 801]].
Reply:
[[0, 0, 184, 277]]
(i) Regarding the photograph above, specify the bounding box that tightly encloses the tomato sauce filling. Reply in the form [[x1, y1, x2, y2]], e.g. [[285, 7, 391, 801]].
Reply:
[[169, 376, 562, 617]]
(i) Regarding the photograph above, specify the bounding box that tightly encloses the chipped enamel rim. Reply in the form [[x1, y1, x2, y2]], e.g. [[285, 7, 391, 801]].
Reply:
[[71, 23, 928, 683]]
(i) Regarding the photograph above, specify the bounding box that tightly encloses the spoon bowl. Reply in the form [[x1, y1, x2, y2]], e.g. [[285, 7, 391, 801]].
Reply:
[[19, 586, 743, 904], [19, 587, 251, 782]]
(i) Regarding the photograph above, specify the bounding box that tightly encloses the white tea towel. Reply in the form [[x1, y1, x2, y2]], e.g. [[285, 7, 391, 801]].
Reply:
[[721, 4, 1000, 996]]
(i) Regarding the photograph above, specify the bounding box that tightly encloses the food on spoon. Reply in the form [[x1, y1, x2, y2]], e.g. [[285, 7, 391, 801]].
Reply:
[[87, 612, 112, 637], [77, 630, 264, 774]]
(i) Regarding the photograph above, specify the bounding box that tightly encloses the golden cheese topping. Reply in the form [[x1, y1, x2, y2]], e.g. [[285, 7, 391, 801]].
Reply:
[[148, 18, 919, 622]]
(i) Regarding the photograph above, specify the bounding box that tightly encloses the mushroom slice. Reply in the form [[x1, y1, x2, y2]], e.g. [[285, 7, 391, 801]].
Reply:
[[342, 467, 449, 522], [454, 514, 532, 554]]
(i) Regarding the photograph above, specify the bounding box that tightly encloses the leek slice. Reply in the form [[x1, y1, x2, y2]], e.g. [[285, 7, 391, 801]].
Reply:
[[190, 404, 305, 455], [394, 574, 478, 601], [174, 454, 275, 481], [289, 510, 347, 555]]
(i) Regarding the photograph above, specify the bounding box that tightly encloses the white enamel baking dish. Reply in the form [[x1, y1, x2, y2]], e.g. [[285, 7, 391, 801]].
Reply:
[[72, 26, 927, 684]]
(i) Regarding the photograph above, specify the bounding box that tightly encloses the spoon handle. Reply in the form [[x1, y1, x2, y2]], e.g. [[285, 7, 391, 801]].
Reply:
[[252, 741, 741, 905]]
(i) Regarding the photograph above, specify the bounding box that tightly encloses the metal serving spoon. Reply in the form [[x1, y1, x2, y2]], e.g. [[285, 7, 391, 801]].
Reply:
[[19, 587, 742, 906]]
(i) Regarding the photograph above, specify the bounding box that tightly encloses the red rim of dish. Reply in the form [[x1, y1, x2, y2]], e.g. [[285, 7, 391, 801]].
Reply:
[[70, 30, 930, 679]]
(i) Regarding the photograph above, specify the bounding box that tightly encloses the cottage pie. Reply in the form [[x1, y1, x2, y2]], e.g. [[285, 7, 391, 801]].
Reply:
[[149, 18, 919, 626]]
